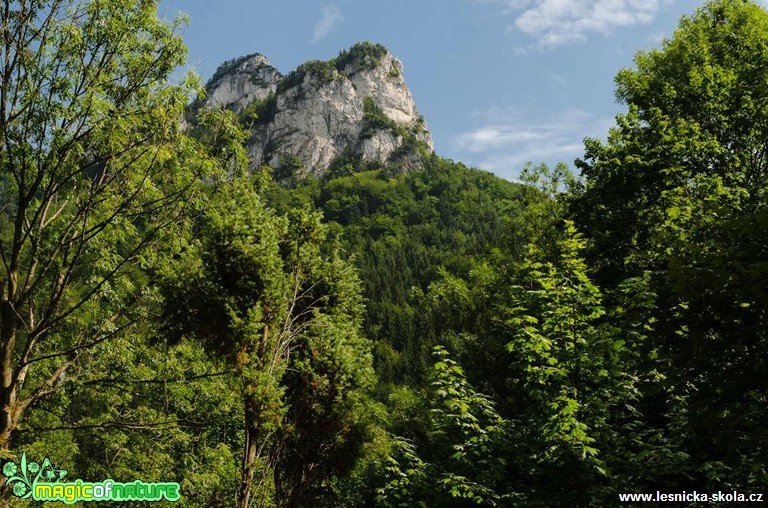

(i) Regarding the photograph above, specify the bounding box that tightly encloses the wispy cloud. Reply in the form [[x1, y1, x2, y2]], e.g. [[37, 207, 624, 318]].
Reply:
[[452, 107, 613, 179], [312, 5, 344, 43], [482, 0, 669, 50]]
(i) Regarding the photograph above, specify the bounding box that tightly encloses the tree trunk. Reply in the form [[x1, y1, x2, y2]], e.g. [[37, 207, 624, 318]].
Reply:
[[0, 302, 18, 508], [0, 485, 10, 508], [237, 403, 260, 508], [0, 299, 17, 452]]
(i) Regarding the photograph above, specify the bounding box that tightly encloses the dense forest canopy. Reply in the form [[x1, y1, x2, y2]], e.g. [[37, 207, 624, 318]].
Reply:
[[1, 0, 767, 506]]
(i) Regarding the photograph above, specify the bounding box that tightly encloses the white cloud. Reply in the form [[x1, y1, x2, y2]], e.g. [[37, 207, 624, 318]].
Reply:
[[455, 126, 547, 152], [452, 107, 613, 179], [312, 5, 344, 43], [486, 0, 669, 49]]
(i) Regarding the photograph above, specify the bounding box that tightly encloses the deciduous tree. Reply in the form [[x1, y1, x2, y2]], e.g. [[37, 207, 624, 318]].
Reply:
[[571, 0, 768, 488], [0, 0, 204, 472]]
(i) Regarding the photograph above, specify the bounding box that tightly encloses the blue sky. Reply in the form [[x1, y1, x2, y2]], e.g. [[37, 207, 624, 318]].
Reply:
[[159, 0, 743, 181]]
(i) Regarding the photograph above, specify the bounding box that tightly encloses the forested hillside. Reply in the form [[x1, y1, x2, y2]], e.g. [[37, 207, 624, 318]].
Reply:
[[1, 0, 767, 507]]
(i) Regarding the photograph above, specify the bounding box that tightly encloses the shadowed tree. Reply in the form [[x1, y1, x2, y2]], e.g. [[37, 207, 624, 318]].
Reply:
[[159, 174, 375, 508]]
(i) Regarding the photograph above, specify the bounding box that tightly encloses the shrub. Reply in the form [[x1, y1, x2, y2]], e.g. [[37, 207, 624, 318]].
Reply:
[[239, 93, 278, 126], [208, 53, 261, 85], [277, 60, 338, 93], [335, 42, 388, 73]]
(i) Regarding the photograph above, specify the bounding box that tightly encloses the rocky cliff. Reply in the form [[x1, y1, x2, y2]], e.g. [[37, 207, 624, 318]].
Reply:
[[199, 42, 433, 178]]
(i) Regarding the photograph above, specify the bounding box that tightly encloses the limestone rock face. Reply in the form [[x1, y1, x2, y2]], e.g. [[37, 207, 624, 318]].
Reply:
[[201, 43, 433, 178], [203, 54, 282, 112]]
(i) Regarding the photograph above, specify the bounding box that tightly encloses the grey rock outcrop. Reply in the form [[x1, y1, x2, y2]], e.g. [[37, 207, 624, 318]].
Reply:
[[200, 43, 433, 178], [204, 53, 282, 112]]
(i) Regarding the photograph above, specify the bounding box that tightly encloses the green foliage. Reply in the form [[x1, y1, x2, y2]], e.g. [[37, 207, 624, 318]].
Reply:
[[159, 176, 376, 506], [375, 347, 510, 507], [388, 60, 401, 79], [300, 59, 339, 82], [300, 158, 525, 382], [209, 53, 261, 85], [16, 336, 242, 507], [390, 129, 432, 162], [0, 0, 215, 463], [411, 174, 670, 504], [574, 0, 768, 284], [192, 107, 251, 174], [570, 0, 768, 491], [10, 1, 768, 505], [324, 151, 370, 180], [509, 162, 578, 258], [375, 437, 428, 507], [274, 42, 388, 95], [159, 177, 288, 358], [276, 304, 377, 504], [239, 93, 278, 127], [501, 222, 644, 506], [506, 223, 607, 461], [277, 60, 338, 94], [273, 154, 307, 184], [427, 347, 509, 504], [335, 42, 389, 72], [363, 97, 399, 135], [360, 97, 431, 162]]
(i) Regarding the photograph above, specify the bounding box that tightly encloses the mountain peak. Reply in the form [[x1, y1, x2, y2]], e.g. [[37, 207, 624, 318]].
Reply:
[[200, 42, 433, 179], [204, 53, 282, 111]]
